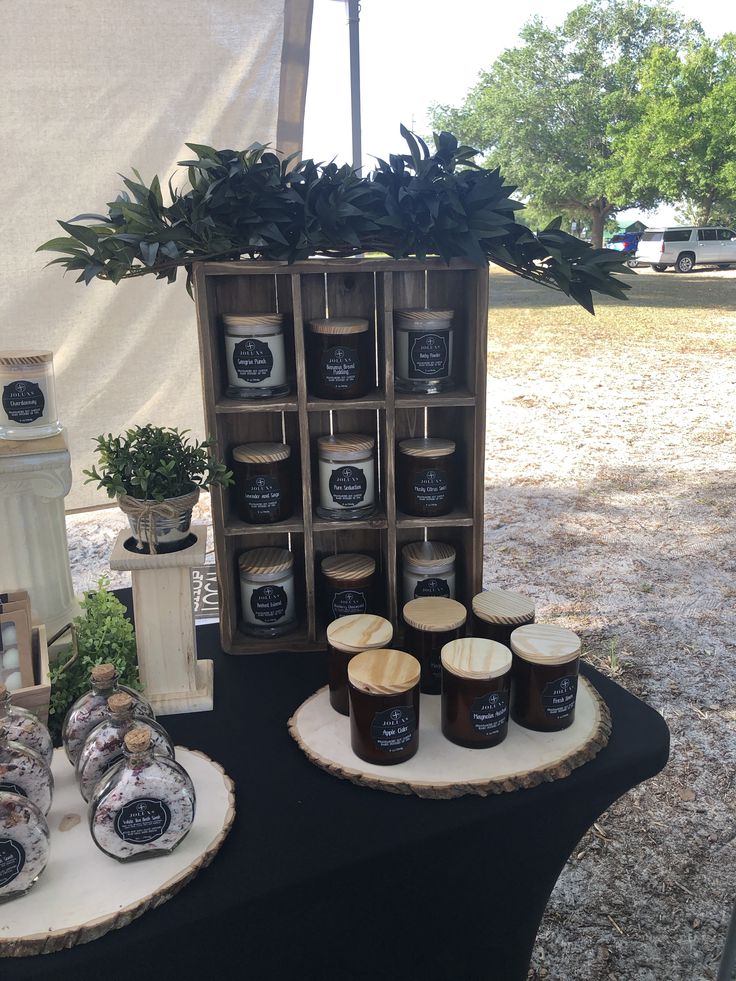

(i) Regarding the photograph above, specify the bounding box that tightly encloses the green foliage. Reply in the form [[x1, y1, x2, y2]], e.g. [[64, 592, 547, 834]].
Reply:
[[83, 424, 233, 501], [48, 578, 141, 744], [37, 127, 630, 313]]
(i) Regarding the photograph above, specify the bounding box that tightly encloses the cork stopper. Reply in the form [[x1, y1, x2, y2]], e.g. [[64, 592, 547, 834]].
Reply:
[[321, 553, 376, 583], [308, 317, 370, 335], [233, 442, 291, 464], [317, 433, 375, 461], [239, 547, 294, 577], [395, 308, 453, 324], [472, 589, 535, 626], [124, 727, 151, 753], [402, 541, 456, 572], [510, 624, 581, 666], [398, 438, 455, 458], [91, 663, 116, 686], [348, 649, 420, 695], [327, 614, 393, 653], [108, 692, 134, 715], [0, 350, 53, 367], [403, 597, 467, 632], [441, 638, 512, 680]]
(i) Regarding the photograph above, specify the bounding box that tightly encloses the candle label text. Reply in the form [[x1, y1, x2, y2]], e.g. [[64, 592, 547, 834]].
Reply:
[[329, 465, 367, 508], [0, 838, 25, 888], [2, 381, 45, 424], [413, 468, 449, 510], [414, 577, 450, 598], [471, 690, 509, 736], [244, 476, 281, 517], [409, 331, 449, 378], [115, 798, 172, 844], [331, 589, 368, 618], [321, 346, 359, 391], [0, 783, 27, 799], [233, 339, 274, 384], [370, 705, 416, 754], [251, 584, 288, 623], [542, 676, 578, 719]]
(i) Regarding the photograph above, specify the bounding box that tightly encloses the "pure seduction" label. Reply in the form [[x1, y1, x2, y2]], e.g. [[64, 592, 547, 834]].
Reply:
[[370, 706, 416, 754], [0, 838, 25, 888], [470, 691, 509, 736], [114, 798, 172, 845], [329, 465, 367, 508], [321, 346, 359, 391], [542, 676, 578, 720], [2, 381, 45, 424], [409, 331, 449, 378], [233, 338, 274, 384]]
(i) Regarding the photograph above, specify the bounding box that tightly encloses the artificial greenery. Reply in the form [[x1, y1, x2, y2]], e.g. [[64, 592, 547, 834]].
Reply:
[[37, 127, 630, 314], [83, 424, 233, 501], [48, 577, 141, 744]]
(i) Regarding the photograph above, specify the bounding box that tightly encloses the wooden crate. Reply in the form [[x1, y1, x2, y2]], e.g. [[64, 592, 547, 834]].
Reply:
[[13, 625, 50, 723], [193, 258, 489, 654]]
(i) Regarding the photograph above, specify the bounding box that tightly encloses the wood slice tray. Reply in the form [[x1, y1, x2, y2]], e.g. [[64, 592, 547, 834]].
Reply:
[[289, 677, 611, 799], [1, 747, 235, 957]]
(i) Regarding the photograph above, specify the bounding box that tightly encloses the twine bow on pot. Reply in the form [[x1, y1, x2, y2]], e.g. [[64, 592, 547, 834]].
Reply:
[[118, 489, 199, 554]]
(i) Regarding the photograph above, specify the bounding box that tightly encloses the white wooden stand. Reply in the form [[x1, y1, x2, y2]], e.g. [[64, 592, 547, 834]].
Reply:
[[110, 526, 213, 714]]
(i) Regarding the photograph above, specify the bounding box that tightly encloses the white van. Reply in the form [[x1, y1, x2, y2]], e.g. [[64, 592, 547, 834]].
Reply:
[[636, 227, 736, 272]]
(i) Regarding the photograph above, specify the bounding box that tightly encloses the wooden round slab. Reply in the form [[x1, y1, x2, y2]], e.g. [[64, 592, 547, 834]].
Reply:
[[289, 677, 611, 799], [0, 746, 235, 957]]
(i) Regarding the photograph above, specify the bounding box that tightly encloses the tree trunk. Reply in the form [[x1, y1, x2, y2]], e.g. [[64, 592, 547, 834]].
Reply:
[[590, 209, 606, 250]]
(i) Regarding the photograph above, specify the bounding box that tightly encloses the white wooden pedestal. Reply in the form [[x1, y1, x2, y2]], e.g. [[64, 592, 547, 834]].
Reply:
[[110, 526, 213, 714]]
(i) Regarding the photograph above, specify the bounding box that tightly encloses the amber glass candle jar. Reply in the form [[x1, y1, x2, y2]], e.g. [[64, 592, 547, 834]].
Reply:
[[348, 650, 421, 765], [441, 638, 512, 749], [232, 442, 293, 524], [306, 318, 373, 400], [326, 613, 393, 715], [510, 624, 581, 732], [394, 309, 454, 393], [402, 597, 467, 695], [321, 553, 377, 624], [472, 589, 535, 648], [401, 541, 456, 604], [397, 438, 456, 517]]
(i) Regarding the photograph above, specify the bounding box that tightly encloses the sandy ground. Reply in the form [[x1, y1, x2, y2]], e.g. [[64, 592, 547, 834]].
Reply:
[[65, 264, 735, 980]]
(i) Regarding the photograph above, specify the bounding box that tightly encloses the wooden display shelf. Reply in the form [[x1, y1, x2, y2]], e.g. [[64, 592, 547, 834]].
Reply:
[[194, 258, 489, 654]]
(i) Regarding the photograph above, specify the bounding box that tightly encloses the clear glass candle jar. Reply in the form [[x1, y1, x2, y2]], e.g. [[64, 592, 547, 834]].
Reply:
[[510, 624, 581, 732], [394, 309, 454, 393], [441, 638, 512, 749], [472, 589, 535, 649], [239, 547, 297, 637], [401, 541, 456, 604], [0, 683, 53, 767], [223, 313, 289, 399], [0, 351, 62, 440], [306, 318, 373, 400], [348, 650, 421, 765], [321, 553, 377, 624], [0, 791, 50, 902], [317, 434, 377, 520], [326, 613, 393, 715], [232, 442, 293, 525], [402, 597, 467, 695], [0, 725, 53, 815], [397, 438, 456, 517]]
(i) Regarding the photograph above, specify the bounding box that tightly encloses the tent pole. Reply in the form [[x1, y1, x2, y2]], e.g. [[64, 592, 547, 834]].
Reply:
[[347, 0, 362, 171]]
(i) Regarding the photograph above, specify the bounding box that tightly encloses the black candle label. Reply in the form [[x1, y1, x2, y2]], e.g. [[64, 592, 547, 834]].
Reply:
[[233, 338, 274, 384], [244, 475, 281, 516], [321, 346, 359, 391], [370, 705, 416, 754], [0, 783, 27, 798], [413, 468, 449, 508], [331, 589, 368, 618], [329, 465, 367, 507], [2, 381, 45, 424], [542, 676, 578, 719], [409, 331, 449, 378], [251, 584, 288, 623], [414, 577, 450, 598], [115, 798, 172, 845], [471, 691, 509, 736], [0, 838, 25, 888]]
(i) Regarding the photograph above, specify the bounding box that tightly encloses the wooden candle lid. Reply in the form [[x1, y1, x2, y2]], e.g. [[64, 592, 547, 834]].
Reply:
[[91, 663, 116, 685], [403, 597, 467, 632], [472, 589, 535, 626], [239, 547, 294, 581], [394, 309, 453, 325], [348, 649, 420, 695], [327, 614, 393, 653], [510, 624, 581, 666], [402, 541, 456, 572], [223, 313, 283, 330], [233, 442, 291, 464], [0, 351, 53, 366], [308, 317, 369, 335], [124, 727, 151, 753], [107, 692, 134, 714], [441, 638, 512, 679], [317, 433, 375, 460], [398, 438, 455, 458], [321, 553, 376, 582]]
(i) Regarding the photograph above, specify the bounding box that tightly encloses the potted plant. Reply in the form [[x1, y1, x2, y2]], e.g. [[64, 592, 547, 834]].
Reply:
[[84, 424, 232, 553]]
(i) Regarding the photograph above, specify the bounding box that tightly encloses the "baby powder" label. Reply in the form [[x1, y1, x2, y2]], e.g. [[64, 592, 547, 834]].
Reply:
[[2, 381, 45, 424], [470, 691, 509, 736], [370, 706, 416, 754], [409, 331, 449, 379], [114, 798, 172, 845]]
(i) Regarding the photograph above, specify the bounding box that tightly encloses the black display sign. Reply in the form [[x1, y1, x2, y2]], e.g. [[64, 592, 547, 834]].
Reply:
[[251, 584, 288, 624], [413, 468, 449, 508], [0, 838, 25, 888], [470, 691, 509, 736], [0, 783, 27, 798], [329, 465, 367, 508], [244, 475, 281, 517], [414, 577, 450, 599], [408, 331, 449, 378], [2, 381, 45, 424], [232, 338, 274, 384], [331, 589, 368, 618], [370, 705, 416, 754], [321, 346, 359, 391], [542, 676, 578, 720], [114, 797, 171, 845]]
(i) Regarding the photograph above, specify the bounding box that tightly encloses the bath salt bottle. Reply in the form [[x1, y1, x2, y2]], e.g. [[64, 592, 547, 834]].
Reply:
[[0, 791, 50, 902], [62, 662, 154, 766], [0, 724, 54, 815], [89, 726, 196, 862], [0, 682, 53, 767], [77, 693, 175, 802]]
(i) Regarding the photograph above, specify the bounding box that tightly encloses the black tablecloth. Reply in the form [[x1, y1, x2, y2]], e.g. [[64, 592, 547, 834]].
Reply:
[[6, 622, 669, 981]]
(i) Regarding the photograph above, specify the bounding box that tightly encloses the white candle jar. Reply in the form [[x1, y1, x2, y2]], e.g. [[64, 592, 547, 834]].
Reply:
[[317, 434, 377, 521], [223, 314, 289, 399], [401, 541, 456, 604], [239, 547, 297, 637], [394, 309, 454, 393], [0, 351, 62, 440]]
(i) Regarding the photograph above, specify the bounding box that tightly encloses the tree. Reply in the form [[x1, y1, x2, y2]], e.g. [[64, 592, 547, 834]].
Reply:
[[610, 35, 736, 225], [429, 0, 702, 247]]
